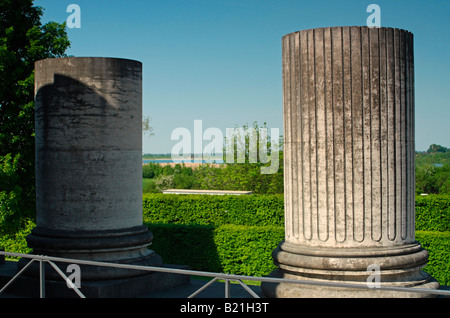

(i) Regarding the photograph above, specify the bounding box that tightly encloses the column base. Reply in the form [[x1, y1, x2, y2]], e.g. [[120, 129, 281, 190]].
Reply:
[[261, 241, 440, 298], [18, 225, 163, 280]]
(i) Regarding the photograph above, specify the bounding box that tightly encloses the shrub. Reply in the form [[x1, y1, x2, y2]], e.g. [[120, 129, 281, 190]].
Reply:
[[213, 224, 283, 276], [415, 194, 450, 232], [143, 193, 284, 226], [148, 223, 221, 272], [416, 231, 450, 285], [192, 162, 284, 194], [147, 223, 284, 276], [1, 194, 449, 285], [0, 219, 34, 257]]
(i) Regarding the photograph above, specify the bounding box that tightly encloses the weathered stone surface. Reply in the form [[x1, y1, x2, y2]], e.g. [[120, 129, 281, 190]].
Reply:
[[261, 27, 439, 297], [19, 57, 162, 281]]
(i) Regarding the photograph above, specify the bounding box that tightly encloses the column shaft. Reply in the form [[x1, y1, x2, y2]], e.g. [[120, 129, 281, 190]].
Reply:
[[283, 27, 416, 248], [21, 57, 162, 280]]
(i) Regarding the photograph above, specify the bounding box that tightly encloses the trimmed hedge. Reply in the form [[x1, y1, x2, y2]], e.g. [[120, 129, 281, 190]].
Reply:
[[415, 194, 450, 232], [416, 231, 450, 285], [144, 193, 449, 231], [147, 223, 284, 277], [1, 194, 448, 284], [143, 193, 284, 226], [3, 221, 447, 284], [143, 193, 450, 284], [148, 224, 448, 283]]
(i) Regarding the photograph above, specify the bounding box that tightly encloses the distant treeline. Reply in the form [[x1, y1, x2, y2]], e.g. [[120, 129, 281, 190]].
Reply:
[[143, 144, 449, 195], [142, 153, 172, 159], [415, 144, 449, 195], [143, 160, 284, 195]]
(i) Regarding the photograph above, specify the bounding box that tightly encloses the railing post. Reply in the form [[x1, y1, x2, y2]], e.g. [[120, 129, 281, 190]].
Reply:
[[0, 248, 5, 265], [39, 260, 45, 298], [224, 279, 230, 298]]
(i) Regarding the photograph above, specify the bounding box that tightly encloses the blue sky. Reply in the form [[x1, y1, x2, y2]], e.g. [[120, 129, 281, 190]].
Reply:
[[35, 0, 449, 153]]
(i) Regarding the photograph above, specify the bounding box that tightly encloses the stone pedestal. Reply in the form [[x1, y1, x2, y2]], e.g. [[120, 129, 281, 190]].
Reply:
[[13, 57, 188, 295], [261, 27, 439, 297]]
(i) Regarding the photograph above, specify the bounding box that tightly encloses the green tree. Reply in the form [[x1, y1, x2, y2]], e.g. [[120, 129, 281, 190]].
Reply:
[[415, 144, 450, 195], [0, 0, 70, 235], [426, 144, 448, 154]]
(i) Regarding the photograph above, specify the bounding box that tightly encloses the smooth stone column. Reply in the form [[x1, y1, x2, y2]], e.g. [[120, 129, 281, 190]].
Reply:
[[22, 57, 162, 280], [261, 26, 439, 297]]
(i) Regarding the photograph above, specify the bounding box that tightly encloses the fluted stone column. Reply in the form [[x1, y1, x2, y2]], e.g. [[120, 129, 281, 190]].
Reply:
[[21, 57, 162, 280], [261, 27, 439, 297]]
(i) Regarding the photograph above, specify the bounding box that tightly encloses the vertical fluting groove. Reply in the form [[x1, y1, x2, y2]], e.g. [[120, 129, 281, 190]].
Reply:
[[287, 34, 294, 240], [370, 27, 382, 242], [331, 27, 337, 243], [289, 34, 295, 241], [399, 31, 405, 240], [300, 32, 306, 240], [386, 28, 391, 240], [322, 27, 330, 242], [378, 27, 383, 242], [289, 34, 298, 241], [308, 28, 317, 241], [307, 29, 312, 241], [404, 31, 409, 241], [298, 32, 304, 241], [361, 26, 366, 242], [393, 30, 403, 241], [368, 27, 374, 243], [387, 28, 397, 241], [314, 28, 319, 242], [347, 26, 354, 243], [287, 34, 292, 241], [301, 31, 310, 241], [380, 27, 388, 242], [313, 28, 318, 241], [408, 35, 415, 242], [406, 33, 414, 241], [380, 28, 385, 240], [316, 27, 328, 242], [294, 33, 301, 241], [408, 32, 413, 241], [372, 27, 378, 241], [351, 27, 364, 243], [332, 27, 344, 243], [341, 26, 347, 243], [340, 26, 346, 243], [359, 26, 366, 243], [282, 37, 293, 240], [300, 29, 311, 240], [367, 27, 374, 241], [405, 33, 411, 242], [325, 27, 335, 243], [362, 27, 372, 243], [343, 26, 353, 243], [349, 27, 356, 243]]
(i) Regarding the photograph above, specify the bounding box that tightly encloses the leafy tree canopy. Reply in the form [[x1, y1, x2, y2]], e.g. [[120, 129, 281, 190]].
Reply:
[[0, 0, 70, 235], [416, 144, 450, 195], [426, 144, 449, 154]]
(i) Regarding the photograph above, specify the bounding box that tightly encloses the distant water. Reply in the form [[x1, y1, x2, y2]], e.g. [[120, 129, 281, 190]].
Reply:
[[143, 159, 224, 164]]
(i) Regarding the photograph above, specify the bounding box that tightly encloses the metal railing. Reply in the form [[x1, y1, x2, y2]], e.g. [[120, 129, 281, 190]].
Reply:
[[1, 251, 449, 298]]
